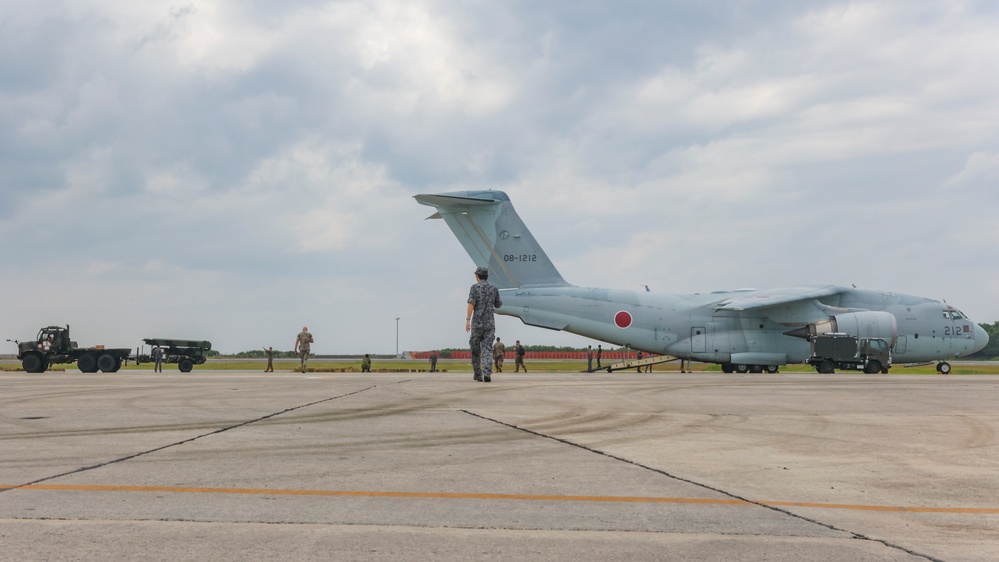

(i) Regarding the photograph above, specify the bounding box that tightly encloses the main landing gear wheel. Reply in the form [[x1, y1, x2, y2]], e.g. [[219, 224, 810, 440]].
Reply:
[[734, 364, 749, 374], [765, 365, 779, 374], [937, 362, 951, 374], [721, 363, 734, 374]]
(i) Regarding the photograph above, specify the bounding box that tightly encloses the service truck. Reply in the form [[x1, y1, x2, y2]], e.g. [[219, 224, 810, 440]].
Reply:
[[11, 325, 131, 373], [807, 333, 891, 374]]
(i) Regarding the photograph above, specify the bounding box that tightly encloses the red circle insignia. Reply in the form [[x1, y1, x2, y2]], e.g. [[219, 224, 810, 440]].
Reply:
[[614, 310, 632, 329]]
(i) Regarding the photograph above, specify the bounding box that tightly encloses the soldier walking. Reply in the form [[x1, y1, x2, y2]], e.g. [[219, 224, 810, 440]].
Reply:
[[492, 337, 506, 372], [514, 340, 526, 372], [294, 327, 314, 372], [466, 266, 502, 382]]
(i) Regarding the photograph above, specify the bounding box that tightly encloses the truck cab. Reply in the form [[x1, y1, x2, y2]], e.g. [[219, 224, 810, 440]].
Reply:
[[808, 333, 892, 374]]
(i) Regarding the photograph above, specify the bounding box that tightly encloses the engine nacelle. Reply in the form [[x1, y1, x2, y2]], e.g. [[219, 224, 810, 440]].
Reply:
[[831, 311, 897, 345], [785, 311, 897, 346]]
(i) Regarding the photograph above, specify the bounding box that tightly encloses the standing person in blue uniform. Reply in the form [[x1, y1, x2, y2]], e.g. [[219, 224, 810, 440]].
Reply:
[[466, 266, 502, 382]]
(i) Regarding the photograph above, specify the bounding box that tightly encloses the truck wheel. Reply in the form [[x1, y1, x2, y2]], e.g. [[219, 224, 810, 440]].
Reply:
[[77, 353, 98, 373], [97, 353, 117, 373], [864, 360, 882, 374], [818, 360, 835, 374], [22, 353, 46, 373], [178, 359, 194, 373]]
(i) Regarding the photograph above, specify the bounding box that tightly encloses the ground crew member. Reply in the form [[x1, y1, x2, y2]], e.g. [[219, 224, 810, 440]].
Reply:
[[493, 337, 506, 372], [294, 327, 314, 372], [587, 345, 593, 372], [596, 344, 602, 369], [466, 266, 502, 382], [152, 345, 164, 373], [361, 354, 371, 372], [429, 350, 438, 372], [514, 340, 526, 372], [263, 346, 274, 372], [636, 350, 643, 372]]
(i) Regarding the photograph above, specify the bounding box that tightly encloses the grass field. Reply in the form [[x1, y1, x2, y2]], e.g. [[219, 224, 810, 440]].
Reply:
[[4, 358, 998, 375]]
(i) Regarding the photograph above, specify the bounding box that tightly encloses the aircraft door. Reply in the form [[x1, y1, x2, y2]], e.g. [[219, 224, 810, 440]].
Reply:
[[895, 335, 907, 355], [691, 327, 706, 353]]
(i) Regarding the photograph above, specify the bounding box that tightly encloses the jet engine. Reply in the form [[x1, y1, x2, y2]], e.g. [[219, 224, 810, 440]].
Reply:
[[785, 311, 897, 345]]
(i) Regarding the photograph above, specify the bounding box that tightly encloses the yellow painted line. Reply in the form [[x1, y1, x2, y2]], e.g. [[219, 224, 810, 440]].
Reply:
[[4, 484, 997, 514]]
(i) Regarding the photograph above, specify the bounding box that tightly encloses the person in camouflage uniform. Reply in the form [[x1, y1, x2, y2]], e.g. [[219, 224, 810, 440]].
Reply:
[[263, 346, 274, 372], [294, 327, 314, 372], [492, 337, 506, 372], [465, 266, 502, 382]]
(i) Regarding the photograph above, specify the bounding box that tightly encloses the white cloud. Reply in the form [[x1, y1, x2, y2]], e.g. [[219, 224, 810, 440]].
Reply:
[[4, 1, 999, 354]]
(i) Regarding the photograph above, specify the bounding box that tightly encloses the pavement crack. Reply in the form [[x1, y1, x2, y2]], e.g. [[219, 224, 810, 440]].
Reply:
[[462, 409, 944, 562], [1, 385, 379, 493]]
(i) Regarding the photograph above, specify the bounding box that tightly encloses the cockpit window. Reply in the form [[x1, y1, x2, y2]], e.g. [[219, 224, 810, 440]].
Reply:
[[943, 310, 966, 320]]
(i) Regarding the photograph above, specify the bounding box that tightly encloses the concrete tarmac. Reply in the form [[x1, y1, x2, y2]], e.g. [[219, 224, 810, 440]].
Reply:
[[1, 370, 997, 561]]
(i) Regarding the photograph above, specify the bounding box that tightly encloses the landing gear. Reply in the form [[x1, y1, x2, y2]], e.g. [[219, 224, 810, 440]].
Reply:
[[937, 362, 951, 375]]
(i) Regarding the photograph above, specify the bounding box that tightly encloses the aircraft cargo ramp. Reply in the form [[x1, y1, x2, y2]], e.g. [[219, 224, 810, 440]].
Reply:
[[598, 354, 679, 372]]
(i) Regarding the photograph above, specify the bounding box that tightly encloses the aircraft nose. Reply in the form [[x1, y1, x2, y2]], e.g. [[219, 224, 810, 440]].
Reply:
[[973, 323, 990, 354]]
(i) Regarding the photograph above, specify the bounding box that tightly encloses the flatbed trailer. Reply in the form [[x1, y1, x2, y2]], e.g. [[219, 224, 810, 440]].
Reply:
[[141, 338, 212, 372]]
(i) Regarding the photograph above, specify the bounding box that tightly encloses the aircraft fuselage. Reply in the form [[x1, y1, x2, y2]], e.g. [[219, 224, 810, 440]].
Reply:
[[499, 285, 987, 366]]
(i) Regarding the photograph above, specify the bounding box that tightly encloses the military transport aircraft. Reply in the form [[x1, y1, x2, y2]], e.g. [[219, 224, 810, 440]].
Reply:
[[415, 190, 989, 374]]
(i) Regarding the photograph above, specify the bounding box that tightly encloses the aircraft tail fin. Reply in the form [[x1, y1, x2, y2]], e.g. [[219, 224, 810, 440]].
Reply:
[[414, 191, 569, 289]]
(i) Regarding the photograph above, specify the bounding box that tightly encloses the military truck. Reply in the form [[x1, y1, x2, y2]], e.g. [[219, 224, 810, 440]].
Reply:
[[807, 333, 891, 374], [141, 338, 212, 372], [12, 325, 131, 373]]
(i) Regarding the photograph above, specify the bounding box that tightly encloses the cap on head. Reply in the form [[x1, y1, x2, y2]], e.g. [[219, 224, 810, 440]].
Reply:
[[474, 266, 489, 279]]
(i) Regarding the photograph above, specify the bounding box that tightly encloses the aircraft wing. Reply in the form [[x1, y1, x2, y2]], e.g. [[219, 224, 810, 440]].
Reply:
[[713, 285, 844, 311]]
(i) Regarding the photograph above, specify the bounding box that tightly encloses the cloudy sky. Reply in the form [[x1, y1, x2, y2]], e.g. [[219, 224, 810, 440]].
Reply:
[[2, 1, 998, 355]]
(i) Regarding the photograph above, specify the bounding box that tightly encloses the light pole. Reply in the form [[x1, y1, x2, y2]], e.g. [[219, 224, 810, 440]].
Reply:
[[395, 317, 401, 358]]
